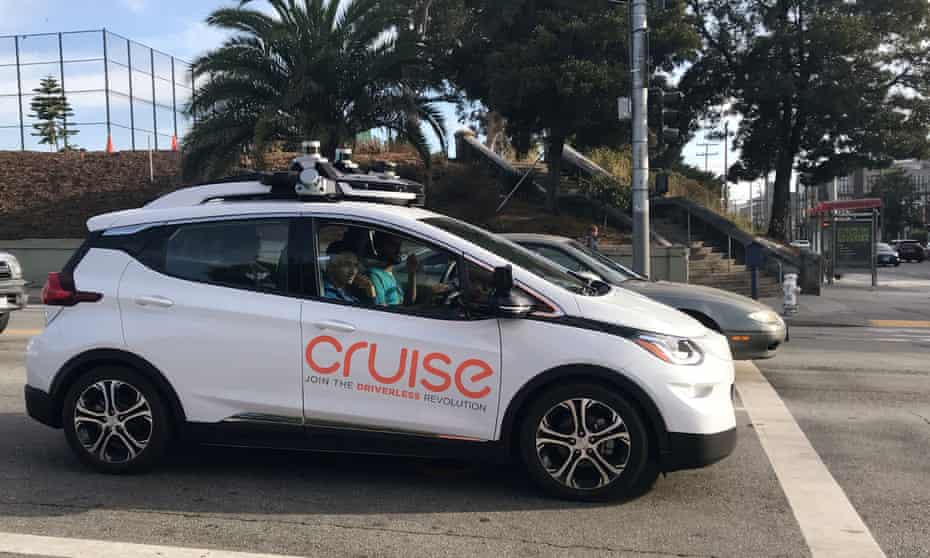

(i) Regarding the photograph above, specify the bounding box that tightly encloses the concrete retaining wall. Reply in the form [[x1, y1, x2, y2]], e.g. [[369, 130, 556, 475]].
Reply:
[[602, 245, 689, 283], [0, 239, 83, 286]]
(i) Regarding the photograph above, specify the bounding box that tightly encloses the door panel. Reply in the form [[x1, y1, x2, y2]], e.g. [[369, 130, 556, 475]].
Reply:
[[300, 301, 502, 440], [119, 218, 301, 424], [301, 219, 502, 440]]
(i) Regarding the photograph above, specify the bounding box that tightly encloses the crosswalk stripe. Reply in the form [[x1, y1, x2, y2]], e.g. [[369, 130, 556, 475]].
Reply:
[[736, 361, 886, 558], [0, 532, 305, 558]]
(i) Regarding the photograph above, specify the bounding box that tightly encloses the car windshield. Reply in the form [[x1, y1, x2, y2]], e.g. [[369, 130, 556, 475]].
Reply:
[[421, 217, 597, 295], [877, 243, 893, 252], [567, 240, 649, 281]]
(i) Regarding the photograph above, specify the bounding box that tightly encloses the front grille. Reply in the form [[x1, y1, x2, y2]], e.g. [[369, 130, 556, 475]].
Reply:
[[0, 263, 10, 280]]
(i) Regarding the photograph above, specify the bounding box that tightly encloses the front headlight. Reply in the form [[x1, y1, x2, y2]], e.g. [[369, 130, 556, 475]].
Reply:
[[633, 333, 704, 366], [748, 310, 780, 324], [4, 256, 22, 279]]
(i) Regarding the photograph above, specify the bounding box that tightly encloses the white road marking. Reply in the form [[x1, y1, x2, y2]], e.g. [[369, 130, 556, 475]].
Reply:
[[0, 532, 305, 558], [736, 361, 887, 558]]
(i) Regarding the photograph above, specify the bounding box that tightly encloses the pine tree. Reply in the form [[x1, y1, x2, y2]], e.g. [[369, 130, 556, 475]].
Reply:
[[28, 75, 78, 151]]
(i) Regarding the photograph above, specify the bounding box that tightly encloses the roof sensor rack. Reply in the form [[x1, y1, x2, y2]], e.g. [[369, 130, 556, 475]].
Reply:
[[147, 149, 425, 209]]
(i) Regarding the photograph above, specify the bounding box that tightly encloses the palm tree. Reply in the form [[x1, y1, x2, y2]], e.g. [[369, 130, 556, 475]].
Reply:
[[183, 0, 447, 180]]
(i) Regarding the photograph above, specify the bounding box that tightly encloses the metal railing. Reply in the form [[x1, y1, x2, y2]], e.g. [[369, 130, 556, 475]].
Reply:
[[0, 29, 192, 152]]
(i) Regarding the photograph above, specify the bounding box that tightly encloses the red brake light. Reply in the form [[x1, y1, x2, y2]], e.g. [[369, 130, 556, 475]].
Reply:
[[42, 272, 102, 307]]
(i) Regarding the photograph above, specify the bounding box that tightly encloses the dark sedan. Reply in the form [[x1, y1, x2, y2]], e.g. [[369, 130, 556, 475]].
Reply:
[[876, 243, 900, 266]]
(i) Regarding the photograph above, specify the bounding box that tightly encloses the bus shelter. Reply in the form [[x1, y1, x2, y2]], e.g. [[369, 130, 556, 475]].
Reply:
[[809, 198, 882, 288]]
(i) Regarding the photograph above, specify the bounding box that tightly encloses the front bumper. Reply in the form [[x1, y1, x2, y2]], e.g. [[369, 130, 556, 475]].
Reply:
[[0, 279, 28, 312], [24, 385, 59, 428], [661, 427, 737, 472], [726, 325, 787, 360]]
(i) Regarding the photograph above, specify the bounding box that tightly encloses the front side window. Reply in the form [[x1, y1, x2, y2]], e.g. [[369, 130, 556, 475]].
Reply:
[[162, 219, 289, 293], [421, 217, 594, 294], [314, 221, 463, 318]]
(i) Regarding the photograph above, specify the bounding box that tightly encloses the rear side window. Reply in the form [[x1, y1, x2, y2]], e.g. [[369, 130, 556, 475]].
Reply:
[[159, 219, 291, 293]]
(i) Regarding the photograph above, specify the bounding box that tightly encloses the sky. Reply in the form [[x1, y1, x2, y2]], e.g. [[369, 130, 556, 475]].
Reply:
[[0, 0, 740, 197]]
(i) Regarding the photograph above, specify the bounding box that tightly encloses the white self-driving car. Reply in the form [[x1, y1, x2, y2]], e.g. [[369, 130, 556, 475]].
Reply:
[[25, 160, 735, 501]]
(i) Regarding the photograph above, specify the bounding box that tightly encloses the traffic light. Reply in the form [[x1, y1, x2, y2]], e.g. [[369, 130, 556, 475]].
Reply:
[[654, 173, 670, 197], [657, 89, 683, 148]]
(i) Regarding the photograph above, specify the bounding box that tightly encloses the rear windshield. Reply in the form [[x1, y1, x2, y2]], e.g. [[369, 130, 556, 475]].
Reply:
[[421, 217, 593, 294]]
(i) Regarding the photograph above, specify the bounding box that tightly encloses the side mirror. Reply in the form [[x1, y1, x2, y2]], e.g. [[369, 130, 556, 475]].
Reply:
[[489, 265, 534, 318]]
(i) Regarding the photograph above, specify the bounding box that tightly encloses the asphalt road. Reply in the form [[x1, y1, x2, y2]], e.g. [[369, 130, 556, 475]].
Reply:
[[2, 262, 927, 557], [757, 263, 930, 558]]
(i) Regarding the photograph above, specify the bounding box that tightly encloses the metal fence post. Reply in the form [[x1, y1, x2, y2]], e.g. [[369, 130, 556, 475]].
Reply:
[[170, 56, 178, 142], [58, 32, 69, 149], [127, 38, 135, 150], [14, 35, 24, 151], [687, 211, 692, 246], [102, 30, 112, 149], [150, 48, 157, 151], [727, 235, 732, 272]]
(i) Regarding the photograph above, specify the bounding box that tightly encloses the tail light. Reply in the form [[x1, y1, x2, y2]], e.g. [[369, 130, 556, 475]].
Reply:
[[41, 272, 102, 307]]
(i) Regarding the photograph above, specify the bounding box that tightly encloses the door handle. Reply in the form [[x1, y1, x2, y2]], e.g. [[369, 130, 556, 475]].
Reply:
[[134, 295, 174, 308], [313, 320, 356, 333]]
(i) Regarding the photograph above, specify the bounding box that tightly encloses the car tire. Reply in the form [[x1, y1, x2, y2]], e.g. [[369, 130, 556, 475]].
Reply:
[[518, 383, 655, 502], [62, 366, 170, 474], [0, 313, 9, 334]]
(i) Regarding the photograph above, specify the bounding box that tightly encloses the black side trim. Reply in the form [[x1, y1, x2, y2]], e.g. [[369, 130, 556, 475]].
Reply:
[[662, 428, 737, 472], [526, 314, 639, 339], [497, 365, 670, 458], [49, 349, 187, 431], [61, 232, 102, 275], [24, 385, 57, 428], [185, 421, 509, 463]]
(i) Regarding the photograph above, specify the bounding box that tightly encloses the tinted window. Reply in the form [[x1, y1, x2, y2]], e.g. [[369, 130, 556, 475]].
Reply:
[[525, 244, 586, 272], [162, 219, 290, 293]]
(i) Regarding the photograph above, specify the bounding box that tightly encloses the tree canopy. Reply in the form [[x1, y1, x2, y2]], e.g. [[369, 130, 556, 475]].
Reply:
[[184, 0, 447, 180], [869, 171, 923, 241], [682, 0, 930, 240], [435, 0, 698, 212]]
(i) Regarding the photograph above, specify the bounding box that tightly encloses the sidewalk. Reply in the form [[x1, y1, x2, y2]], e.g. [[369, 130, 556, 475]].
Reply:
[[761, 271, 930, 328]]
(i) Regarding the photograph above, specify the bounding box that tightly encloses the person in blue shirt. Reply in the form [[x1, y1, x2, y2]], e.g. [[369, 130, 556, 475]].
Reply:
[[322, 252, 368, 303]]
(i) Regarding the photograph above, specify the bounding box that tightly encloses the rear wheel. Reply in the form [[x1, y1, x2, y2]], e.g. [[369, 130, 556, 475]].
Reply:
[[62, 366, 170, 473], [518, 383, 655, 501]]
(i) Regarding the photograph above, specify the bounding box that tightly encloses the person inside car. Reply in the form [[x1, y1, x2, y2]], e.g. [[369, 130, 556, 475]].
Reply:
[[323, 252, 369, 303], [367, 232, 414, 306]]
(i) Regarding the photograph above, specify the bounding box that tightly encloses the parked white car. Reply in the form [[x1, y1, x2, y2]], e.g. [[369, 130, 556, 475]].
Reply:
[[0, 251, 27, 333], [25, 169, 736, 501]]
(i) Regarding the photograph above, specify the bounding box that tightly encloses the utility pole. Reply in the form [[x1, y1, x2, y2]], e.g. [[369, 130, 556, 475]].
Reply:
[[723, 121, 729, 212], [696, 143, 719, 173], [630, 0, 650, 276]]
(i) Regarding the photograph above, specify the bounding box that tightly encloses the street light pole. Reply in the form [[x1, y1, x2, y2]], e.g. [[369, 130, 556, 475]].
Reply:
[[630, 0, 650, 276]]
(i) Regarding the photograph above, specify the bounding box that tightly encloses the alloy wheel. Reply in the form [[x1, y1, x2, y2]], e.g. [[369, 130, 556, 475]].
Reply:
[[73, 380, 153, 463], [535, 398, 631, 490]]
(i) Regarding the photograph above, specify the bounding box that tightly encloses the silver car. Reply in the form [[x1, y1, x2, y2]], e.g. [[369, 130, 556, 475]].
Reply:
[[506, 234, 787, 360], [0, 251, 27, 334]]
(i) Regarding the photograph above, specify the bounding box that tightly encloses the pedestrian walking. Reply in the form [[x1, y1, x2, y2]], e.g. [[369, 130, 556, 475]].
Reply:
[[581, 224, 600, 252]]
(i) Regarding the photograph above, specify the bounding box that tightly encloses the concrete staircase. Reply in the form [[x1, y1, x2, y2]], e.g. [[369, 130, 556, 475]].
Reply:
[[653, 218, 782, 298]]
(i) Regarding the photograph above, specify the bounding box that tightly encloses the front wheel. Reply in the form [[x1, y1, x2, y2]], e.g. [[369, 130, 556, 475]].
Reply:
[[62, 367, 170, 473], [518, 383, 655, 501], [0, 313, 9, 334]]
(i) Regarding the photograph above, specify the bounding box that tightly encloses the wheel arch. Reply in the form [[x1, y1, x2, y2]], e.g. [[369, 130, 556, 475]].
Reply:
[[48, 348, 186, 431], [498, 364, 669, 458]]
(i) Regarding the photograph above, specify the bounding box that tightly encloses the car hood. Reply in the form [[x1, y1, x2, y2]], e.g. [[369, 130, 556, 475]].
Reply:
[[572, 286, 708, 338], [623, 280, 771, 313]]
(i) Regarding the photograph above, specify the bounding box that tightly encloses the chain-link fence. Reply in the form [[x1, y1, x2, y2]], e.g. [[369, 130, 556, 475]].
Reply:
[[0, 29, 193, 152]]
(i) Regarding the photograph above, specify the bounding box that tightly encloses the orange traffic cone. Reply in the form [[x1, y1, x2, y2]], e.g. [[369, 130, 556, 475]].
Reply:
[[106, 135, 114, 153], [170, 135, 178, 151]]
